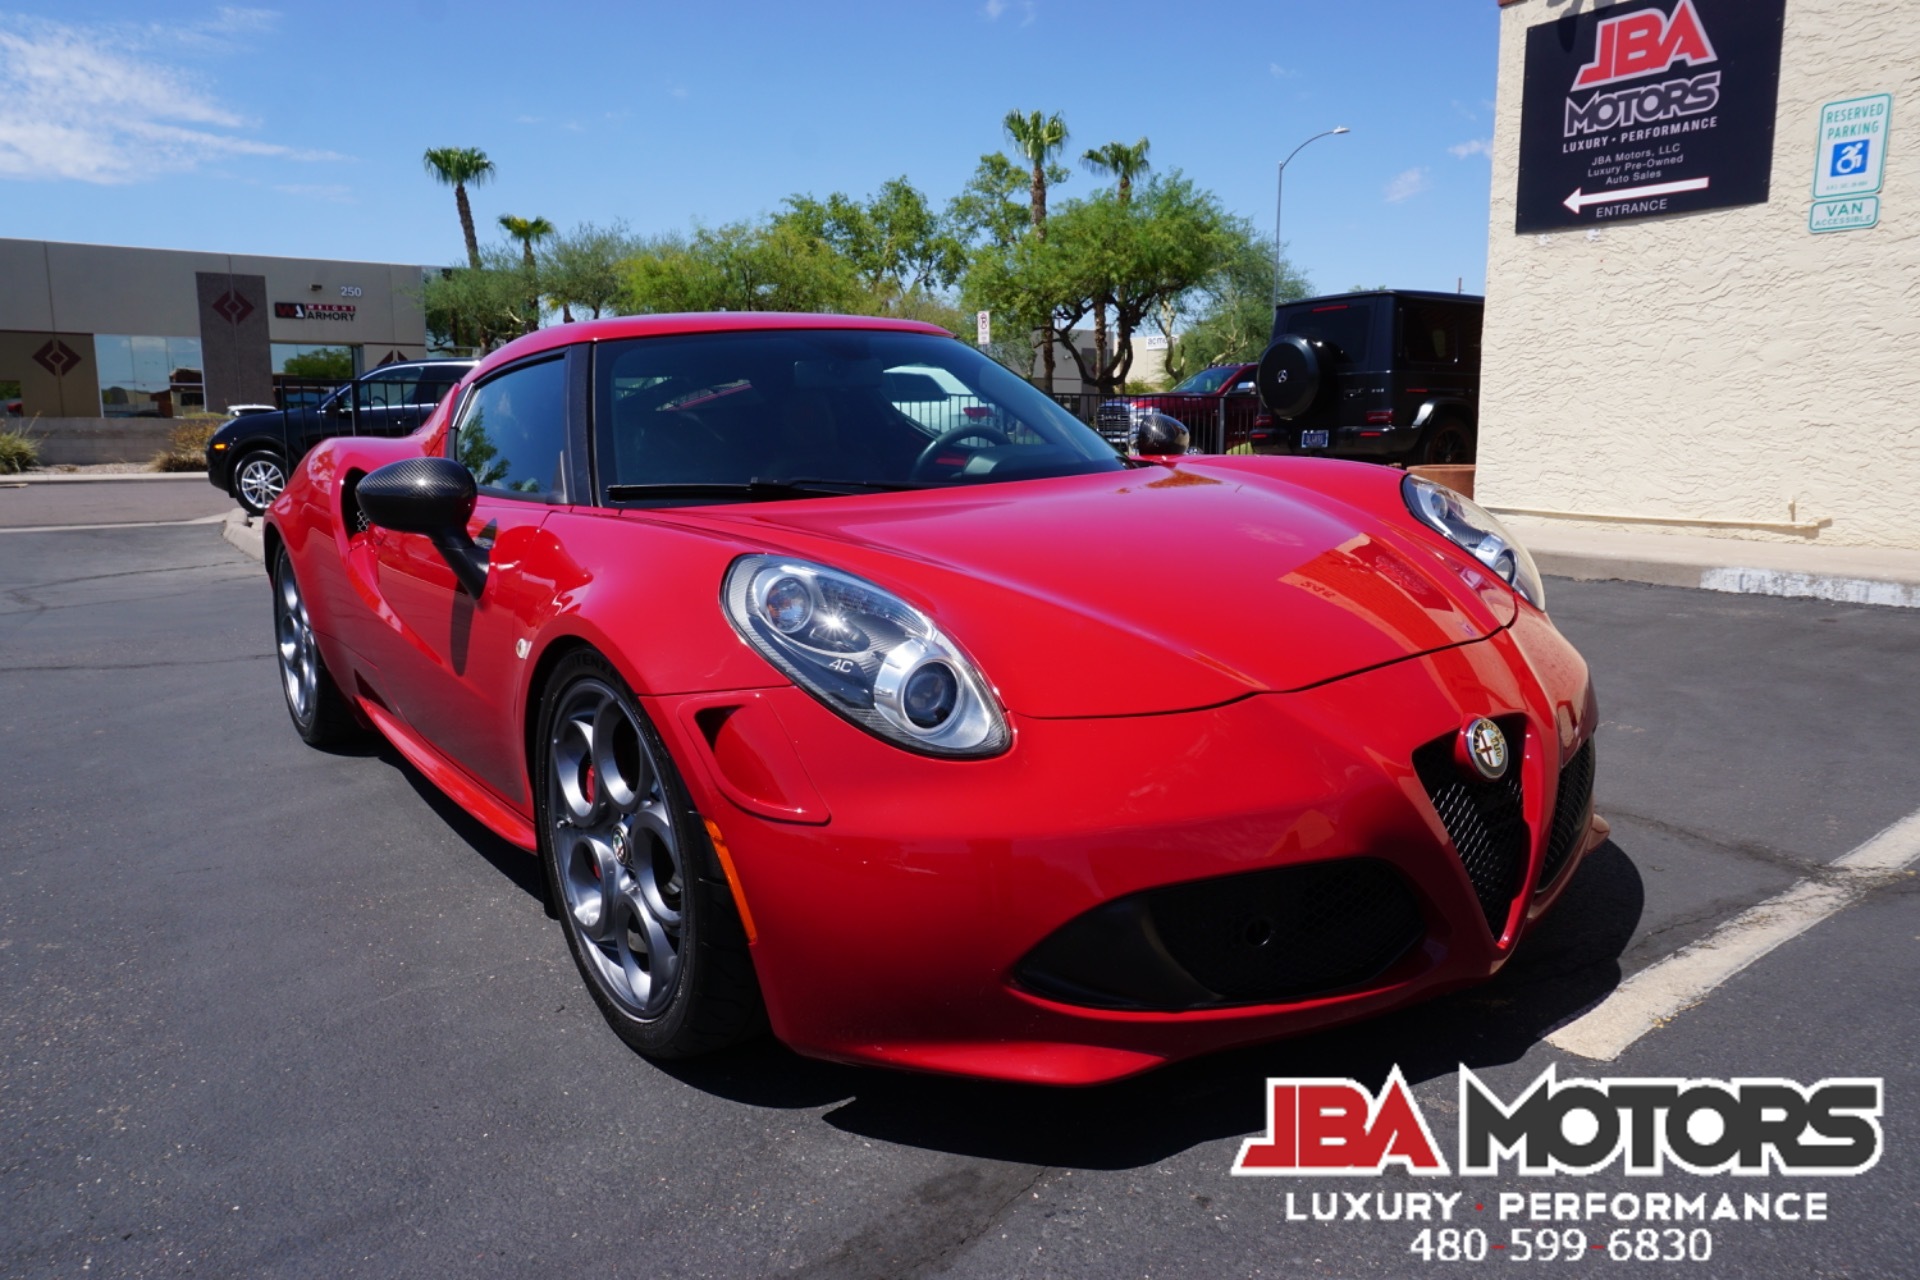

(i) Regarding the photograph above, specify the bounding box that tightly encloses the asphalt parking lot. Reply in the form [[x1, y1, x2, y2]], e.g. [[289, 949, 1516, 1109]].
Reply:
[[2, 512, 1915, 1279]]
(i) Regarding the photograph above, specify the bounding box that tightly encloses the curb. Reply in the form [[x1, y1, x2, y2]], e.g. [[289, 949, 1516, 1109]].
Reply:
[[4, 471, 210, 484], [222, 508, 264, 564], [1532, 549, 1920, 609]]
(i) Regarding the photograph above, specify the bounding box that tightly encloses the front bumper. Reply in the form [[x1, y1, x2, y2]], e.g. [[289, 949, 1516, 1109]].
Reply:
[[648, 603, 1599, 1085], [205, 441, 235, 493]]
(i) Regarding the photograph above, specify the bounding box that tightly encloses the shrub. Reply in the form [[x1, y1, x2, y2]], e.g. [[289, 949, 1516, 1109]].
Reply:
[[151, 419, 218, 472], [0, 429, 38, 475]]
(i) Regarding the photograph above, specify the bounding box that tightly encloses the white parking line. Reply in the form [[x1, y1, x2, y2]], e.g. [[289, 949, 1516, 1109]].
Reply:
[[0, 514, 229, 533], [1547, 807, 1920, 1061]]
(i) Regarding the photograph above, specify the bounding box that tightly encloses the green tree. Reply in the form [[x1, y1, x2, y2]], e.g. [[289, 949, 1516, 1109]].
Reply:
[[497, 214, 554, 334], [943, 152, 1036, 253], [541, 221, 647, 321], [619, 221, 866, 315], [422, 147, 496, 269], [1003, 109, 1072, 392], [776, 177, 965, 307], [969, 174, 1244, 397], [1079, 137, 1152, 385], [421, 246, 540, 354], [1165, 225, 1312, 384]]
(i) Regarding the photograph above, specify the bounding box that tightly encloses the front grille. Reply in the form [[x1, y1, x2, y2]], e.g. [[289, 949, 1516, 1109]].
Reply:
[[1014, 858, 1424, 1011], [1538, 739, 1597, 889], [1413, 721, 1529, 936], [1150, 858, 1424, 1003], [1095, 403, 1133, 447]]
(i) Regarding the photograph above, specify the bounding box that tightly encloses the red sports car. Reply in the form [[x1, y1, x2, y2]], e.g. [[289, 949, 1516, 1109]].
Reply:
[[263, 313, 1603, 1086]]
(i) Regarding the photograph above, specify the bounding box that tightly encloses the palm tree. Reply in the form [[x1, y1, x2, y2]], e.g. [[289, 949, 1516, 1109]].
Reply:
[[1081, 137, 1151, 204], [1080, 138, 1152, 392], [422, 147, 496, 269], [499, 214, 555, 332], [1003, 109, 1069, 391], [1003, 109, 1069, 239]]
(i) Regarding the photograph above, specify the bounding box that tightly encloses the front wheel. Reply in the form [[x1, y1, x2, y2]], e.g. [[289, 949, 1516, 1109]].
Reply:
[[234, 448, 289, 516], [535, 650, 764, 1059], [272, 545, 363, 747]]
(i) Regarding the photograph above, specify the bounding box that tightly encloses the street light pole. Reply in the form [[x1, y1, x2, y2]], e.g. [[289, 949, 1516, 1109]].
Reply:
[[1273, 126, 1351, 307]]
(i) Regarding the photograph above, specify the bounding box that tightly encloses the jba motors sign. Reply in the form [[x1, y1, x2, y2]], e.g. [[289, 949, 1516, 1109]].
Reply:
[[1233, 1066, 1882, 1177], [1514, 0, 1786, 233]]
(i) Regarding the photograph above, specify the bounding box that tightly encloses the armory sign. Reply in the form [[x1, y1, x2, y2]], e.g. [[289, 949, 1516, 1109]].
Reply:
[[1514, 0, 1787, 233]]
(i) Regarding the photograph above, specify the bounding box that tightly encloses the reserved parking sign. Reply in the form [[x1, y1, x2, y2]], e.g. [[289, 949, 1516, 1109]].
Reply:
[[1813, 94, 1891, 199]]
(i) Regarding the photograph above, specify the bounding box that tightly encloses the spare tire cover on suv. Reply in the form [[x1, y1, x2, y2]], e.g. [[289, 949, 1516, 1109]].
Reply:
[[1256, 336, 1322, 420]]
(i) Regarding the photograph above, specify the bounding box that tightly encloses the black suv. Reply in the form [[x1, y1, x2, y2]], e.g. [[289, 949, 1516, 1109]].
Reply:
[[207, 359, 474, 514], [1252, 290, 1483, 465]]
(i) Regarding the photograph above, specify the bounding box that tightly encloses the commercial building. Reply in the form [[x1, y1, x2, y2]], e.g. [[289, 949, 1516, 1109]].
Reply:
[[1478, 0, 1917, 549], [1, 238, 432, 442]]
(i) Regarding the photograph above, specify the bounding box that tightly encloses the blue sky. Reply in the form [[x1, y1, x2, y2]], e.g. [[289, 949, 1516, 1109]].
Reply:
[[0, 1, 1502, 296]]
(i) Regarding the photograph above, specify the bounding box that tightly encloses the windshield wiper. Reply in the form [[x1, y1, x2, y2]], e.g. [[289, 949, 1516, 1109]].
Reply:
[[605, 477, 925, 502]]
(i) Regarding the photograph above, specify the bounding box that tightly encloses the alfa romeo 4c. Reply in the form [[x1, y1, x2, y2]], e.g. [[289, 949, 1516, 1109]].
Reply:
[[262, 314, 1602, 1085]]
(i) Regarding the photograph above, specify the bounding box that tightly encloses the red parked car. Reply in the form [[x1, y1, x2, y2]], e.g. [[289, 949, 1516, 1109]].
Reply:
[[263, 313, 1602, 1085]]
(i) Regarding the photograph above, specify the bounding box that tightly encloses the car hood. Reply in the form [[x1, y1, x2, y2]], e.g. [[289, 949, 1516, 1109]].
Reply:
[[657, 462, 1517, 718]]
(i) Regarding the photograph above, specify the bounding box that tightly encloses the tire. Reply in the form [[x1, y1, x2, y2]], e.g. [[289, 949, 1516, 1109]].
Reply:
[[234, 448, 289, 516], [1255, 336, 1323, 420], [1418, 417, 1476, 465], [271, 545, 364, 747], [534, 649, 765, 1059]]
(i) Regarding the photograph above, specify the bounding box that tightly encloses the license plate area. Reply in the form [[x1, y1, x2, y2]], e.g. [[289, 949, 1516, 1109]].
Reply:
[[1300, 429, 1330, 449]]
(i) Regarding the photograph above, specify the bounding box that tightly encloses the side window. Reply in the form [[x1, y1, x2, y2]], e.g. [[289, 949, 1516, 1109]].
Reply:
[[418, 367, 467, 406], [1460, 309, 1483, 371], [1398, 304, 1455, 365], [452, 357, 568, 498], [356, 367, 422, 410]]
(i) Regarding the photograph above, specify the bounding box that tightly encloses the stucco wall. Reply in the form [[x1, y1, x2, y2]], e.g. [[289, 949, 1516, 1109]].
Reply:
[[1479, 0, 1920, 548]]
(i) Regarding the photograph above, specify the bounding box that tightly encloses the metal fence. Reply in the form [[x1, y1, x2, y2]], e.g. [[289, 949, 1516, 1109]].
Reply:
[[1049, 390, 1263, 455]]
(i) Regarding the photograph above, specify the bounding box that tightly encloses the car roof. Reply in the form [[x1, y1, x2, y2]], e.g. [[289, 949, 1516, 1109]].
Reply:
[[469, 313, 955, 379], [1280, 289, 1485, 306]]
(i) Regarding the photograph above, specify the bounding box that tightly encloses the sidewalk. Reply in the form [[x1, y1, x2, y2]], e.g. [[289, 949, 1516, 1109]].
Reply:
[[1504, 516, 1920, 610], [3, 471, 205, 484]]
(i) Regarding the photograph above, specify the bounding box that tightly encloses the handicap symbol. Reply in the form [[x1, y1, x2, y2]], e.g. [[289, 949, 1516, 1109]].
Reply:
[[1831, 139, 1870, 177]]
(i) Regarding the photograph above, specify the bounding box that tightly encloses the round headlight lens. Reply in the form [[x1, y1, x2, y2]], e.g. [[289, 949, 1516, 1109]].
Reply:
[[724, 557, 1008, 757], [1401, 474, 1547, 610], [763, 575, 813, 633], [903, 662, 959, 728]]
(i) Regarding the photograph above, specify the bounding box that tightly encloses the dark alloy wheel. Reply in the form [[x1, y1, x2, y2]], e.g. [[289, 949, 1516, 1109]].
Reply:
[[1419, 419, 1476, 465], [236, 448, 289, 516], [535, 649, 764, 1058]]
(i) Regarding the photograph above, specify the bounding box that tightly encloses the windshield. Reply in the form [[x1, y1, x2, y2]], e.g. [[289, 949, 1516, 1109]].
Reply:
[[1169, 365, 1239, 395], [595, 329, 1126, 502]]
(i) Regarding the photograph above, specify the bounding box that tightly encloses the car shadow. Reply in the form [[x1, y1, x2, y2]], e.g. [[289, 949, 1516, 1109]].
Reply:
[[370, 740, 553, 910], [654, 838, 1645, 1171]]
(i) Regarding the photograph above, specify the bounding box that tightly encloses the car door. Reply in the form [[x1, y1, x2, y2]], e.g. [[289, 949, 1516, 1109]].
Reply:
[[367, 347, 588, 806]]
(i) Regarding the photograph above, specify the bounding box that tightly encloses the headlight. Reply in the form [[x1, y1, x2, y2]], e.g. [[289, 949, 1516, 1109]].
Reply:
[[1401, 474, 1547, 610], [723, 556, 1009, 757]]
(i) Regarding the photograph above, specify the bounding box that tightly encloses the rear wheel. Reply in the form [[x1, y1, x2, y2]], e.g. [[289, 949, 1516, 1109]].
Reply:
[[535, 650, 764, 1058], [235, 448, 289, 515], [1419, 418, 1475, 465]]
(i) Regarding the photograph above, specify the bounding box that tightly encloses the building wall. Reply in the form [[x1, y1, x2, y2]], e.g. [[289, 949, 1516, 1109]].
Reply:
[[0, 239, 430, 419], [1479, 0, 1920, 548]]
